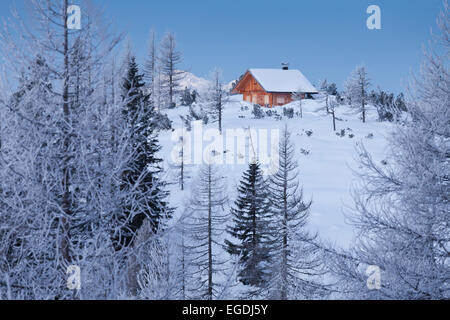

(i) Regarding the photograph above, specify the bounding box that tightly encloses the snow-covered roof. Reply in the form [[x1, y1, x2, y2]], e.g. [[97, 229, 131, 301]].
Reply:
[[248, 68, 318, 93]]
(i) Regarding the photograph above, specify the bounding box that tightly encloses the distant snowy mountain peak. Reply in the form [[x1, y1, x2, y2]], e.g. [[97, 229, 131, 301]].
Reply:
[[179, 71, 212, 94], [178, 71, 236, 95]]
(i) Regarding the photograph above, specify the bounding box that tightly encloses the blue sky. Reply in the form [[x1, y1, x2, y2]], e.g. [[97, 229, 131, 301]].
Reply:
[[0, 0, 444, 94]]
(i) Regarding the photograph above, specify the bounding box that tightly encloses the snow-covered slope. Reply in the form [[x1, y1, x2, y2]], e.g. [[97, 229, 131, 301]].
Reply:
[[158, 96, 393, 248]]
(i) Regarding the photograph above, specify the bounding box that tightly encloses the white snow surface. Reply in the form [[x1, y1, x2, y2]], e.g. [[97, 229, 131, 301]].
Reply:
[[249, 68, 318, 93], [158, 95, 392, 248]]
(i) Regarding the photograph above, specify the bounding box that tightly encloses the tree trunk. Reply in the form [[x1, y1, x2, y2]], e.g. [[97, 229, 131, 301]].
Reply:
[[281, 145, 288, 300], [208, 167, 213, 300], [252, 182, 257, 285], [362, 85, 366, 123], [218, 102, 222, 134], [61, 0, 72, 265], [332, 110, 336, 131], [180, 142, 184, 190], [169, 73, 173, 105], [181, 230, 186, 299], [299, 100, 303, 118]]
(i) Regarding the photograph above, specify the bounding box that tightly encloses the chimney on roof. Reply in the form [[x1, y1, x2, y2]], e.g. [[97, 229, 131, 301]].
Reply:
[[281, 63, 289, 70]]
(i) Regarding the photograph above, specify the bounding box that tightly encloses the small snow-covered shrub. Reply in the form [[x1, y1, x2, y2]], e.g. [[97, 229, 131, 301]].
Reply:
[[265, 109, 280, 118], [336, 129, 346, 137], [300, 148, 310, 155], [370, 90, 406, 122], [348, 134, 355, 139], [366, 133, 374, 139], [211, 150, 220, 157], [153, 113, 173, 131], [305, 130, 313, 137], [180, 115, 192, 131], [252, 104, 265, 119], [283, 107, 294, 119], [179, 105, 208, 131], [189, 105, 209, 124]]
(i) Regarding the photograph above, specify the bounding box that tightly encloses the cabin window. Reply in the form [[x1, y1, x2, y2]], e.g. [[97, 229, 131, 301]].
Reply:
[[277, 96, 285, 104], [264, 95, 269, 105], [252, 95, 257, 103]]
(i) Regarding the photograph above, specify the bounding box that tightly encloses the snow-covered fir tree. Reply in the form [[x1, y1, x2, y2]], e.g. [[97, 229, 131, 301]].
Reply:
[[181, 87, 196, 107], [118, 55, 172, 249], [327, 82, 338, 96], [225, 161, 274, 289]]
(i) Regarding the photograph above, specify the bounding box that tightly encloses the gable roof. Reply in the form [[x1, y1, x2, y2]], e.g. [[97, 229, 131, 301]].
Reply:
[[248, 68, 318, 93]]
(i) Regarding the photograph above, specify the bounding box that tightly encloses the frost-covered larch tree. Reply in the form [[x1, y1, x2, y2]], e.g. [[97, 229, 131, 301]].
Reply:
[[345, 65, 370, 123], [0, 0, 155, 299], [320, 79, 330, 114], [159, 32, 184, 108], [330, 98, 338, 131], [266, 125, 326, 300], [328, 1, 449, 300], [144, 30, 157, 106], [171, 133, 190, 191], [170, 210, 198, 300], [133, 218, 176, 300], [291, 90, 304, 118], [184, 164, 229, 300], [207, 70, 229, 134]]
